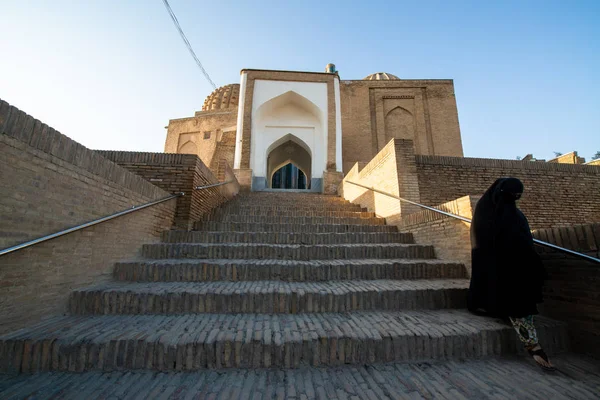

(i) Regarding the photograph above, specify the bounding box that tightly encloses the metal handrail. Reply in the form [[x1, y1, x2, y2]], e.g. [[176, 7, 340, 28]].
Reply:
[[195, 180, 234, 190], [0, 192, 184, 257], [345, 180, 600, 264]]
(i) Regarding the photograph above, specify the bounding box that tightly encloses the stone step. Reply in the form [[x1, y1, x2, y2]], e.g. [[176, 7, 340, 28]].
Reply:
[[68, 280, 470, 315], [0, 310, 568, 373], [194, 221, 398, 233], [141, 243, 436, 260], [2, 354, 599, 399], [114, 259, 467, 282], [211, 209, 377, 219], [161, 231, 414, 245], [203, 215, 385, 226]]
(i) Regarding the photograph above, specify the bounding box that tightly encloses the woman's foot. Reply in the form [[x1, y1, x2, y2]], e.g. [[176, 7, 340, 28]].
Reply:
[[526, 344, 556, 371]]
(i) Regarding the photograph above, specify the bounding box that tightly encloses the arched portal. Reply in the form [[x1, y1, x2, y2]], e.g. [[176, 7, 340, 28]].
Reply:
[[250, 86, 327, 191], [266, 136, 312, 189]]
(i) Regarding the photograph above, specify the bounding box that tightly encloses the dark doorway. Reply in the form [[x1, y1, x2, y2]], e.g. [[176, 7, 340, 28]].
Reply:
[[271, 163, 307, 189]]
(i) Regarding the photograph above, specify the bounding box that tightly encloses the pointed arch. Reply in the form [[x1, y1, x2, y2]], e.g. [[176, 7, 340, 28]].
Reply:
[[266, 133, 312, 158], [271, 162, 308, 189], [255, 90, 323, 122], [266, 135, 312, 188], [269, 159, 309, 184]]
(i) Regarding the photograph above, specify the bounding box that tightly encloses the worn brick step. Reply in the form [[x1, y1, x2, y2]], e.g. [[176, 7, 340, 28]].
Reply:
[[0, 310, 568, 372], [220, 203, 365, 212], [211, 209, 377, 219], [68, 280, 470, 315], [205, 215, 385, 226], [223, 200, 365, 209], [194, 222, 398, 233], [232, 197, 353, 206], [2, 354, 599, 399], [114, 259, 468, 282], [114, 259, 467, 282], [161, 231, 413, 245], [236, 193, 346, 200], [141, 243, 435, 260]]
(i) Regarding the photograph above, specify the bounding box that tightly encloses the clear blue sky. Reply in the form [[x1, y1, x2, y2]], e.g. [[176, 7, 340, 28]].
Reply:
[[2, 0, 599, 161]]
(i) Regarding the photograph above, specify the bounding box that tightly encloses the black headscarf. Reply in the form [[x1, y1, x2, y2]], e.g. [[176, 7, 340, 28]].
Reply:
[[467, 178, 546, 318]]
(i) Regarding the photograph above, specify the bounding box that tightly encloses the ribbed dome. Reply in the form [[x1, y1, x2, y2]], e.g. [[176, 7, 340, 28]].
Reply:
[[201, 84, 240, 111], [363, 72, 400, 81]]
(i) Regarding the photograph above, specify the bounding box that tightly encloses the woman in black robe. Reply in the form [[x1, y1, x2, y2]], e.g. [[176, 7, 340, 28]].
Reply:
[[467, 177, 555, 371]]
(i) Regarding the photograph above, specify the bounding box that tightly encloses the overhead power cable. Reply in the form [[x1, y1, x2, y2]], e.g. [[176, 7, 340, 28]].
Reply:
[[161, 0, 217, 89]]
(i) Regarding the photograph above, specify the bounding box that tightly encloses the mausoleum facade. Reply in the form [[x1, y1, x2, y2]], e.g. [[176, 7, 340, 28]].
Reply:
[[164, 64, 463, 191]]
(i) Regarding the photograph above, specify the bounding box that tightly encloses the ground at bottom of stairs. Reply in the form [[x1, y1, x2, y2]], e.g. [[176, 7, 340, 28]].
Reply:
[[1, 353, 600, 399]]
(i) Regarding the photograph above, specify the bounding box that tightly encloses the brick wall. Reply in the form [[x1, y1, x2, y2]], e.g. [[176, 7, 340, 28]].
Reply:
[[97, 151, 239, 229], [234, 169, 253, 192], [416, 155, 600, 229], [396, 196, 478, 270], [340, 79, 463, 173], [163, 110, 237, 168], [339, 140, 402, 220], [339, 139, 423, 221], [0, 99, 176, 334], [533, 224, 600, 358], [322, 171, 344, 195]]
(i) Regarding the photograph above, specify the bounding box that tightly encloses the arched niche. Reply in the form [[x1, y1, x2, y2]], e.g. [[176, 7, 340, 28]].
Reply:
[[385, 106, 415, 142], [179, 140, 198, 155], [255, 90, 323, 123]]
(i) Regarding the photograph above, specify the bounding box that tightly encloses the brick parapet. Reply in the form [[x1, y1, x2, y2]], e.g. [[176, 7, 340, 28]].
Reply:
[[414, 154, 600, 229], [97, 151, 239, 229], [416, 154, 600, 173], [0, 99, 167, 200]]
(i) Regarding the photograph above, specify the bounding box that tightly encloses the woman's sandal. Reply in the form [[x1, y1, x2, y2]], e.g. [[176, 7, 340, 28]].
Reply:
[[527, 346, 556, 372]]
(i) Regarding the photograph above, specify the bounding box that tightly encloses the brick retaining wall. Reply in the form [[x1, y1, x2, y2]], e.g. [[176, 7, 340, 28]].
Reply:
[[0, 99, 176, 334], [534, 224, 600, 358]]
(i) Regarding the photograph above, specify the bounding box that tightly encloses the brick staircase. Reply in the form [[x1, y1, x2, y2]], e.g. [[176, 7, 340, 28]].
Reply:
[[0, 192, 569, 374]]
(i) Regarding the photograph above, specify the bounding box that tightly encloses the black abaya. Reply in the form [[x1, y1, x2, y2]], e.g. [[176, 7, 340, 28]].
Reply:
[[467, 178, 546, 318]]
